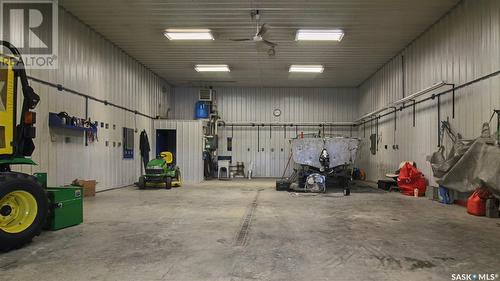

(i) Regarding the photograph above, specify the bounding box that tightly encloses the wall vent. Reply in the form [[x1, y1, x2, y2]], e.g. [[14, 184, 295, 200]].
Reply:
[[199, 88, 212, 101]]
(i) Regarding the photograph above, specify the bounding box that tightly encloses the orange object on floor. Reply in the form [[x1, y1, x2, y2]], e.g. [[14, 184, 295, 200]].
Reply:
[[467, 187, 492, 216], [359, 169, 366, 180], [397, 162, 427, 196]]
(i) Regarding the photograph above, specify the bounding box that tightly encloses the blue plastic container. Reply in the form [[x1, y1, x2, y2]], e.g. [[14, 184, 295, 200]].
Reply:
[[438, 185, 453, 204], [195, 101, 209, 119]]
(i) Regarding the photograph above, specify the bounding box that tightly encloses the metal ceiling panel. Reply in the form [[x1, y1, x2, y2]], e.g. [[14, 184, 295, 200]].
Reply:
[[59, 0, 459, 87]]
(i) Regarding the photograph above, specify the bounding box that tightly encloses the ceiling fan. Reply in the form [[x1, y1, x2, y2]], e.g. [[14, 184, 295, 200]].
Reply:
[[230, 10, 277, 56]]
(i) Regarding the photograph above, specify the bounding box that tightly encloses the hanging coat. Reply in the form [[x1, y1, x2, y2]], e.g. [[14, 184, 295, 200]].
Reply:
[[139, 130, 150, 167]]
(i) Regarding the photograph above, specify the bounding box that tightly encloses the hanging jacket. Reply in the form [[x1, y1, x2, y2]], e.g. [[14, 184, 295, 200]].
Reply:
[[139, 130, 150, 155]]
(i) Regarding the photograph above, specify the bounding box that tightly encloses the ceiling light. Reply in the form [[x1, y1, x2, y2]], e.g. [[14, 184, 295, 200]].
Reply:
[[289, 65, 324, 73], [195, 64, 230, 72], [164, 29, 214, 40], [295, 29, 344, 41]]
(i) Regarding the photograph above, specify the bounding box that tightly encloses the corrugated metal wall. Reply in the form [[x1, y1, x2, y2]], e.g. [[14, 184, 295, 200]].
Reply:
[[171, 87, 359, 177], [357, 0, 500, 185], [10, 8, 170, 190], [153, 120, 204, 183]]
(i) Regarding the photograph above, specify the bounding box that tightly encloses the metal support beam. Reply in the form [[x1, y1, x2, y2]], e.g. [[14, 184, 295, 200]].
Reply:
[[393, 107, 397, 132], [257, 126, 259, 152], [402, 55, 406, 98], [84, 96, 89, 146], [356, 70, 499, 127], [222, 121, 355, 127], [27, 75, 157, 120], [412, 100, 416, 127], [437, 95, 441, 147], [497, 110, 500, 146], [452, 85, 455, 119]]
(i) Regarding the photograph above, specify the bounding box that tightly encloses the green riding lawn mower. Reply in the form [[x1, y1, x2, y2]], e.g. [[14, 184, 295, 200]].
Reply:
[[138, 151, 182, 189], [0, 41, 48, 251]]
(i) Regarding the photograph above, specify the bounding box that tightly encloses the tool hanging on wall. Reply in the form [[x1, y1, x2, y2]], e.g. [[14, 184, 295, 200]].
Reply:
[[85, 119, 98, 144]]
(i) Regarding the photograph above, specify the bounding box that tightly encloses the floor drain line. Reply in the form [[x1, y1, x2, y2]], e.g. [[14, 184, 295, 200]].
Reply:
[[235, 190, 260, 246]]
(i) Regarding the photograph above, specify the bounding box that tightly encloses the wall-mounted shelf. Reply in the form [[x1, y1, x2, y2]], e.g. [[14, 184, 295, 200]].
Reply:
[[48, 112, 97, 133]]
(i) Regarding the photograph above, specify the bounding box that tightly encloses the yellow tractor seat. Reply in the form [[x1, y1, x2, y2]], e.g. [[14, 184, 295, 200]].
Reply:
[[160, 151, 174, 164]]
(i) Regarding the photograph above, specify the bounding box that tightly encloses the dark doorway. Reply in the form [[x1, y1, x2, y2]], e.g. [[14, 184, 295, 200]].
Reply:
[[156, 129, 177, 163]]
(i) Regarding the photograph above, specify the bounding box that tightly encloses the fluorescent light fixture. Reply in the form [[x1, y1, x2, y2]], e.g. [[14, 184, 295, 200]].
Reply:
[[195, 64, 230, 72], [164, 29, 214, 40], [295, 29, 344, 41], [289, 65, 324, 73]]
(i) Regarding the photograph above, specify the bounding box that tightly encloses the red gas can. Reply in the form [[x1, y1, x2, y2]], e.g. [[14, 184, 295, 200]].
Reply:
[[467, 187, 492, 216]]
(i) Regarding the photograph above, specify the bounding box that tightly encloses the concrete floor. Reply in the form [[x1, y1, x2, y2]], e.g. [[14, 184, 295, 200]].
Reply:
[[1, 179, 499, 281]]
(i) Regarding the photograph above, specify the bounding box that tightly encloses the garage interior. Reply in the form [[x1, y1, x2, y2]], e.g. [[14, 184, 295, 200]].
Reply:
[[0, 0, 499, 280]]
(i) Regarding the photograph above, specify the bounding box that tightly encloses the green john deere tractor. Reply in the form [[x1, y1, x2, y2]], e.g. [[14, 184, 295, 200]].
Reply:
[[138, 151, 182, 189], [0, 41, 48, 251]]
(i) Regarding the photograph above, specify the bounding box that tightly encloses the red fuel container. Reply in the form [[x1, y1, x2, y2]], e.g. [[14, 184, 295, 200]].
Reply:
[[467, 187, 491, 216]]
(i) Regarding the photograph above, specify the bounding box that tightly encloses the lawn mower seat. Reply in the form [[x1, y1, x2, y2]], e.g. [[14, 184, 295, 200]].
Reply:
[[160, 151, 174, 164]]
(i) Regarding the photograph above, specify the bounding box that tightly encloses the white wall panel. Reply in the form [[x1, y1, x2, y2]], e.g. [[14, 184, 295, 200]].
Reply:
[[171, 87, 359, 177], [357, 0, 500, 185], [172, 87, 358, 122], [153, 120, 204, 183], [9, 8, 170, 190]]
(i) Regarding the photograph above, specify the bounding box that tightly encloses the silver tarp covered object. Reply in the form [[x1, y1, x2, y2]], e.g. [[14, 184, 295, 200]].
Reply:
[[429, 122, 500, 196], [292, 137, 360, 169], [434, 138, 500, 196]]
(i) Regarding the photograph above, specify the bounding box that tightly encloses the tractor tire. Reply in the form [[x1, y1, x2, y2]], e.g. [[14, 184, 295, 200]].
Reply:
[[175, 170, 182, 187], [344, 188, 351, 196], [0, 172, 48, 251], [138, 176, 146, 190], [165, 177, 172, 189]]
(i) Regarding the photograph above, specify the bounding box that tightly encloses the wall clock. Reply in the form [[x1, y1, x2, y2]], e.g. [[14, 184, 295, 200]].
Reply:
[[273, 108, 281, 117]]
